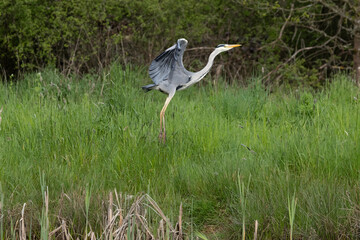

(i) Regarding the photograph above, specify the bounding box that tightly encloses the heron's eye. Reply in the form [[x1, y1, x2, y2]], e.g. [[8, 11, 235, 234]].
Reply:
[[216, 44, 225, 48]]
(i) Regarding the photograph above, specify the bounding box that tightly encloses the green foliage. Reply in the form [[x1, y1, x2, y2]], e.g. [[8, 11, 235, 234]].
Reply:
[[278, 59, 320, 88], [298, 92, 314, 116], [0, 0, 129, 73], [0, 66, 359, 238], [1, 0, 358, 89], [0, 0, 284, 83]]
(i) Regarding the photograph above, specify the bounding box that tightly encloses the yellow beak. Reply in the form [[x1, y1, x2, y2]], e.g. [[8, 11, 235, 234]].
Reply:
[[226, 44, 241, 49]]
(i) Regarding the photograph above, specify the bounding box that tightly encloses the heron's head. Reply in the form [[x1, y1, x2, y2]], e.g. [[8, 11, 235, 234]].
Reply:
[[177, 38, 188, 49], [215, 44, 241, 52]]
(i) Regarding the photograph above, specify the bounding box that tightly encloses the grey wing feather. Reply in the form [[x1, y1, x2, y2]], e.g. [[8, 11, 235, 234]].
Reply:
[[149, 39, 188, 85]]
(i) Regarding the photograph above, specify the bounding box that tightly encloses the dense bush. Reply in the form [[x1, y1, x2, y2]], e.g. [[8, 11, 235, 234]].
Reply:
[[0, 0, 280, 80], [0, 0, 128, 74], [0, 0, 358, 87]]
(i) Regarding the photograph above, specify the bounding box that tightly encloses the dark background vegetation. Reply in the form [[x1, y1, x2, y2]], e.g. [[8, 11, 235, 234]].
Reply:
[[1, 0, 360, 88]]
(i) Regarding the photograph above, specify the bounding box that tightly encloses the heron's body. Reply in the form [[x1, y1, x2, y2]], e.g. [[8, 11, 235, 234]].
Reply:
[[142, 38, 240, 143]]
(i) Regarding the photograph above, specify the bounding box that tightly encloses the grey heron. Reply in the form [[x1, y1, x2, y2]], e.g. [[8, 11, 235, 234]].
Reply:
[[142, 38, 241, 143]]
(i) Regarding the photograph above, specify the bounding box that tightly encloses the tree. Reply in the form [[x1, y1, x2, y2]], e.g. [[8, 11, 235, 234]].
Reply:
[[258, 0, 360, 87]]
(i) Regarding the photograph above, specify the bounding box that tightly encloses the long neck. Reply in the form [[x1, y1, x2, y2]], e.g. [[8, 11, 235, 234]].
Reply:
[[192, 49, 221, 83]]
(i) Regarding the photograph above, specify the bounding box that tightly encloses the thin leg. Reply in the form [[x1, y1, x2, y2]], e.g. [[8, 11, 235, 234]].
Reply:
[[162, 115, 166, 141], [159, 91, 175, 143]]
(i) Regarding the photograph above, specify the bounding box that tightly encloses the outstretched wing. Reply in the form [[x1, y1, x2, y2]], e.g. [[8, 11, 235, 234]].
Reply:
[[149, 38, 188, 85]]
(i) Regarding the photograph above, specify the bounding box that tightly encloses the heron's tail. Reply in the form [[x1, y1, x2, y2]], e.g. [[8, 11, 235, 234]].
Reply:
[[141, 83, 157, 92]]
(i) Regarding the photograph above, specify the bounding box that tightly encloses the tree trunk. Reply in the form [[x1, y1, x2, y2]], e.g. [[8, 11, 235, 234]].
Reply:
[[354, 14, 360, 87]]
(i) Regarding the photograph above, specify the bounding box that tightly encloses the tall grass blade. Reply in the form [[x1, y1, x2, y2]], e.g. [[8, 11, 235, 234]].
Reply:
[[85, 183, 92, 237], [0, 183, 4, 240], [237, 174, 251, 240], [40, 172, 49, 240], [19, 203, 26, 240], [253, 220, 258, 240], [288, 193, 297, 240]]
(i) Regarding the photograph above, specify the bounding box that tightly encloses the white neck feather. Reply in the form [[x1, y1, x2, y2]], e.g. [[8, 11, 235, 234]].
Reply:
[[191, 48, 223, 84]]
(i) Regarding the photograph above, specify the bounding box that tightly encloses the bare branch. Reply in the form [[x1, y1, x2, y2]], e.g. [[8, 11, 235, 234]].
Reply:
[[258, 4, 294, 51], [262, 37, 335, 83], [316, 0, 353, 21]]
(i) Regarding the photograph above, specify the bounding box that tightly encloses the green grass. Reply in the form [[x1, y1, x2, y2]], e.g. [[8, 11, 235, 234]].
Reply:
[[0, 63, 360, 239]]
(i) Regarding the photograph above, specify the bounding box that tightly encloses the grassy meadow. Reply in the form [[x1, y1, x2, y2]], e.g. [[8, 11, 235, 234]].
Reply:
[[0, 64, 360, 239]]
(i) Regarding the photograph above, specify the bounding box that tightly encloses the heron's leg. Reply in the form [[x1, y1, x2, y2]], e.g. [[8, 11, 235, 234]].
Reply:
[[159, 107, 166, 137], [162, 114, 165, 135], [159, 91, 175, 143]]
